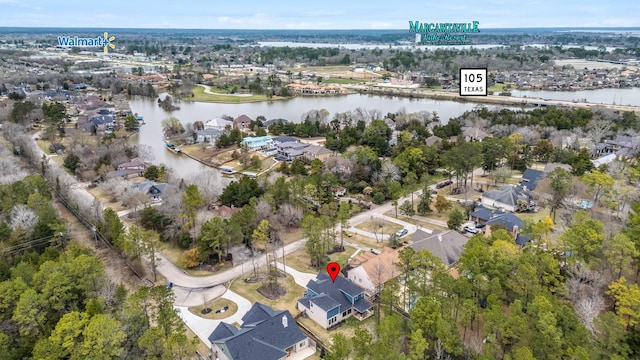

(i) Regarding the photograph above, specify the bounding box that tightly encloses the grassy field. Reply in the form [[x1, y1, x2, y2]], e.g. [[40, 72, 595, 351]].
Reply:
[[488, 83, 510, 93], [298, 310, 378, 347], [280, 228, 303, 245], [323, 77, 364, 84], [395, 215, 448, 232], [229, 271, 304, 316], [342, 232, 386, 250], [355, 219, 404, 235], [87, 187, 127, 212], [188, 297, 238, 320], [188, 86, 287, 103], [285, 245, 358, 274]]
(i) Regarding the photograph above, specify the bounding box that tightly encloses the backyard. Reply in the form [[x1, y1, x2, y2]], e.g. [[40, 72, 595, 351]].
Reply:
[[285, 245, 357, 275]]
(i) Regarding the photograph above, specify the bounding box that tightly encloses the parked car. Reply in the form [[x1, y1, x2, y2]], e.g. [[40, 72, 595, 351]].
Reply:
[[463, 225, 479, 234], [435, 180, 453, 189], [395, 228, 409, 237]]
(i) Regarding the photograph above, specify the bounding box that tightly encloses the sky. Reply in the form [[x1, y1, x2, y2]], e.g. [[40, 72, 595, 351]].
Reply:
[[0, 0, 639, 29]]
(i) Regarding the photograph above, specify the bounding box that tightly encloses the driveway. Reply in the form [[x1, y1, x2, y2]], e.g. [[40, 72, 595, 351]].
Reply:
[[175, 288, 253, 348]]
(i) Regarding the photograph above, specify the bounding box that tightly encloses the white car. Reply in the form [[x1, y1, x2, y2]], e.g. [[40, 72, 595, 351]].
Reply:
[[395, 229, 409, 237], [463, 226, 479, 234]]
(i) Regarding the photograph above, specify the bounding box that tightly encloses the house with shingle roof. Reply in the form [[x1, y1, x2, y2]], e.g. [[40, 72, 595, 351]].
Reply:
[[347, 247, 401, 297], [520, 168, 545, 191], [481, 184, 531, 212], [410, 229, 469, 266], [208, 302, 313, 360], [233, 114, 252, 131], [297, 273, 373, 329]]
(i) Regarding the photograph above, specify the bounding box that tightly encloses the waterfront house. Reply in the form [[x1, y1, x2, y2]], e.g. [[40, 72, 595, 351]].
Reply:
[[411, 229, 469, 267], [204, 117, 233, 131], [209, 303, 314, 360], [241, 136, 274, 150], [347, 247, 401, 297], [301, 144, 334, 163], [233, 115, 252, 131], [196, 128, 222, 143], [117, 157, 151, 172], [297, 273, 373, 329], [132, 180, 169, 202]]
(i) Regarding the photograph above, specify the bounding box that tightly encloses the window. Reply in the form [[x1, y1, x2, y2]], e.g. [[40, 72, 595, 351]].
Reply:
[[342, 311, 347, 317]]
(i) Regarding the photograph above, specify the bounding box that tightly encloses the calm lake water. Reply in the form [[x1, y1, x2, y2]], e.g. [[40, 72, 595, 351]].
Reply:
[[128, 87, 638, 178]]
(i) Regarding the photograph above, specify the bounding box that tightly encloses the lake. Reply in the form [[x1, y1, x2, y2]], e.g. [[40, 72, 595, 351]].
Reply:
[[128, 93, 510, 177], [512, 87, 640, 106]]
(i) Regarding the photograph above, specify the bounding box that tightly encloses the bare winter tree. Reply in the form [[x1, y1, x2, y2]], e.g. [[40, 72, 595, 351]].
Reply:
[[374, 161, 401, 183], [10, 204, 38, 231], [277, 202, 303, 231], [190, 170, 220, 209], [0, 147, 27, 184], [587, 117, 613, 145], [254, 197, 273, 221], [136, 144, 155, 162], [566, 263, 606, 334], [122, 188, 150, 211]]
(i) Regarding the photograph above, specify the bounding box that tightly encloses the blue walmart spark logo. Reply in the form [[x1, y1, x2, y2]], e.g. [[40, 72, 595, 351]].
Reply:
[[57, 32, 116, 53]]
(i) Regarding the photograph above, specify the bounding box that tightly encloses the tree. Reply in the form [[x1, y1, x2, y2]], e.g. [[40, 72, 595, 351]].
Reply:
[[417, 187, 433, 215], [198, 217, 227, 264], [327, 333, 351, 360], [433, 194, 452, 214], [581, 170, 615, 206], [607, 277, 640, 330], [161, 116, 184, 136], [537, 167, 572, 221], [337, 202, 351, 250], [491, 166, 512, 185], [99, 208, 125, 250], [124, 114, 139, 131], [181, 184, 204, 231], [560, 210, 604, 265], [603, 233, 639, 280], [78, 314, 126, 359], [389, 181, 402, 218], [63, 154, 81, 173], [400, 200, 416, 218], [447, 208, 464, 231]]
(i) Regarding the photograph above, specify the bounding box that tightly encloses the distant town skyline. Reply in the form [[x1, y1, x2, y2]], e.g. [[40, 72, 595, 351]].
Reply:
[[0, 0, 638, 29]]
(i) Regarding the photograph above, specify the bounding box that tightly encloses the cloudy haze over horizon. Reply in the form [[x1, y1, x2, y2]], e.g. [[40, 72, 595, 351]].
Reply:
[[0, 0, 639, 29]]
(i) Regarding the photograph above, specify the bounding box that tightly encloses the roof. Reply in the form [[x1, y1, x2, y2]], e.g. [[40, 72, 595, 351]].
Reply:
[[543, 162, 572, 174], [264, 118, 289, 127], [520, 169, 545, 191], [592, 154, 617, 167], [204, 118, 233, 128], [272, 135, 298, 144], [209, 303, 307, 360], [485, 212, 523, 234], [411, 229, 469, 266], [278, 141, 309, 150], [347, 247, 401, 288], [133, 180, 168, 194], [88, 115, 114, 125], [461, 126, 489, 140], [425, 135, 442, 147], [299, 273, 372, 315], [470, 205, 505, 222], [234, 114, 252, 125], [483, 185, 529, 207], [304, 145, 333, 156]]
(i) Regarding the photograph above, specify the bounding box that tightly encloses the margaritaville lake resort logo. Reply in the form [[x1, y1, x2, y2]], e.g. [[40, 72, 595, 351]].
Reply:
[[57, 32, 116, 53], [409, 21, 479, 45]]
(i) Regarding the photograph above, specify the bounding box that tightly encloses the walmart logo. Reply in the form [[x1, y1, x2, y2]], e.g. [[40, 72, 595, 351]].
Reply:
[[57, 32, 116, 53]]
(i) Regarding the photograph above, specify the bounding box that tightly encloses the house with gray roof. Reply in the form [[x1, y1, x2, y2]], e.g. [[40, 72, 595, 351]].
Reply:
[[411, 229, 469, 266], [481, 184, 531, 212], [203, 117, 233, 131], [425, 135, 442, 147], [196, 128, 222, 143], [520, 168, 545, 191], [209, 302, 313, 360], [298, 273, 373, 329], [132, 180, 169, 202]]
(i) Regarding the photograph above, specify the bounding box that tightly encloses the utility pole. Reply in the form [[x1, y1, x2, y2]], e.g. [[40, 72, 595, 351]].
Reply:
[[91, 226, 97, 244]]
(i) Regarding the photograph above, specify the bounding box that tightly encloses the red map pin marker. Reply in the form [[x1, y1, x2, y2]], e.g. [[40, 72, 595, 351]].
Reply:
[[327, 262, 340, 282]]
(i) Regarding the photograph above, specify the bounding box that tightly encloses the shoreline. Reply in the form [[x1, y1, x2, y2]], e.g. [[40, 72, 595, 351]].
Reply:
[[347, 86, 640, 113]]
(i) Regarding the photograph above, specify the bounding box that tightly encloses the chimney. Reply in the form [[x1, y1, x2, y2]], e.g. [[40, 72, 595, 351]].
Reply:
[[512, 225, 519, 239]]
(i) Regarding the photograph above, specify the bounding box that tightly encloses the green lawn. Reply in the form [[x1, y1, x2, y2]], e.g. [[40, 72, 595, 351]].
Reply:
[[355, 219, 404, 235], [323, 77, 363, 84], [188, 297, 238, 320], [285, 246, 357, 274], [188, 85, 288, 103], [229, 272, 304, 316]]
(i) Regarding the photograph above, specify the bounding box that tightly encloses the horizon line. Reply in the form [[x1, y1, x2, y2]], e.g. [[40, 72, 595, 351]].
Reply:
[[1, 26, 640, 31]]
